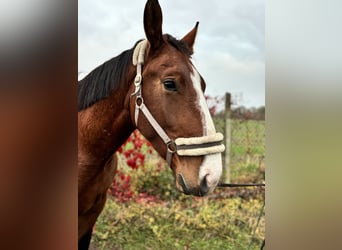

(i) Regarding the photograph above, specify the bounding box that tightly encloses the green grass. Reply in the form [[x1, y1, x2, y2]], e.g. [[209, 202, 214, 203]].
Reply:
[[91, 197, 264, 250]]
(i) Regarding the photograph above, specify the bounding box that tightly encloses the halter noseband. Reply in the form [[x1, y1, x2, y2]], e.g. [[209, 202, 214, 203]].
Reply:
[[131, 40, 225, 166]]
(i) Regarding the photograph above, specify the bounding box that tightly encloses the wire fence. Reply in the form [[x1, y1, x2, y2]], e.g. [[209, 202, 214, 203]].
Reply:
[[214, 94, 266, 183], [231, 119, 265, 180]]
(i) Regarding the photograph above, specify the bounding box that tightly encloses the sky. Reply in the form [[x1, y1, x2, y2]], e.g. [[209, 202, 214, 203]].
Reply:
[[78, 0, 264, 108]]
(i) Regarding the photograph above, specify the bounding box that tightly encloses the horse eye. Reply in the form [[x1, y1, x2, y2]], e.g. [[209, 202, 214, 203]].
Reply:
[[163, 80, 178, 92]]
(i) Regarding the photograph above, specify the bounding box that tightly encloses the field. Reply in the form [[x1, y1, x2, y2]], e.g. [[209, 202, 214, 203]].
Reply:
[[90, 119, 265, 250]]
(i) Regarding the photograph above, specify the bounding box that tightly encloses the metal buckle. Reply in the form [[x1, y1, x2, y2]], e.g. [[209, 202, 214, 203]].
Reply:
[[167, 141, 177, 154]]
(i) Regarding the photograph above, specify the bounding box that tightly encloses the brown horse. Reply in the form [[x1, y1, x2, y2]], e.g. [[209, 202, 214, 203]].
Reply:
[[78, 0, 224, 248]]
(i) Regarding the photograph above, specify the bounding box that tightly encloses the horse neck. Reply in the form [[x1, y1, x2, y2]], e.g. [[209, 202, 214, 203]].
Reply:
[[78, 84, 135, 166]]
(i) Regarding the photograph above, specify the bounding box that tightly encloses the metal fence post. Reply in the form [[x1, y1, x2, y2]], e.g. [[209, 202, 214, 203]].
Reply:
[[221, 92, 231, 183]]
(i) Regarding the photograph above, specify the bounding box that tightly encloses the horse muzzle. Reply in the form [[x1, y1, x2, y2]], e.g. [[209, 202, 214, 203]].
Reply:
[[175, 149, 223, 197], [177, 173, 213, 197]]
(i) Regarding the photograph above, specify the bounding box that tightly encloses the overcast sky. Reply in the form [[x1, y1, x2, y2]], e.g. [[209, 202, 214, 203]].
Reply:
[[79, 0, 264, 108]]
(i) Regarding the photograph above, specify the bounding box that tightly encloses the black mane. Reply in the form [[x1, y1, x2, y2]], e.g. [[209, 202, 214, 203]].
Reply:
[[78, 36, 191, 111], [78, 43, 137, 111]]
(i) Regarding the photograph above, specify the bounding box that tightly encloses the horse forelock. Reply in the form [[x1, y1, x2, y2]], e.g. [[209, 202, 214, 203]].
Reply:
[[165, 34, 192, 57]]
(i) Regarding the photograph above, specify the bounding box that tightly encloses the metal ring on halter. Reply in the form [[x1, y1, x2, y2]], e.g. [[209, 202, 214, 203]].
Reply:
[[166, 141, 177, 154], [135, 96, 144, 107]]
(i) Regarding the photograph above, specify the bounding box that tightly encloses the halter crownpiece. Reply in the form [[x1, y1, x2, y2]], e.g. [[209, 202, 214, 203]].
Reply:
[[131, 40, 225, 166], [132, 40, 147, 66]]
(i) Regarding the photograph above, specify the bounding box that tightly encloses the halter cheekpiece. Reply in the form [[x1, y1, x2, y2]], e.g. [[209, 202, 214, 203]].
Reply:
[[131, 40, 225, 166]]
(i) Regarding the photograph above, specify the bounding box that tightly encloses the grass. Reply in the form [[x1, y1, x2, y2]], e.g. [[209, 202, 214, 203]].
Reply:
[[91, 196, 265, 250], [90, 119, 265, 249]]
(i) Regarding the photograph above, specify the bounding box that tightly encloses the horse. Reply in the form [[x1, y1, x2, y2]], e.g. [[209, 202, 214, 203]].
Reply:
[[78, 0, 224, 248]]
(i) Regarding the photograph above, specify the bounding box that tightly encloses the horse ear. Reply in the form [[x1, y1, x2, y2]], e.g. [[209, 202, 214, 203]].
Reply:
[[181, 22, 199, 55], [144, 0, 164, 52]]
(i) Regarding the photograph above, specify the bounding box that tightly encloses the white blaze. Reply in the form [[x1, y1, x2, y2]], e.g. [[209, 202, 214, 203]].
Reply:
[[190, 65, 222, 191]]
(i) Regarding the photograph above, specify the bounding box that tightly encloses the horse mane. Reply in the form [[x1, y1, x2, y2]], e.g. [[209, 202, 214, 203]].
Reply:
[[78, 36, 191, 111], [78, 41, 140, 111]]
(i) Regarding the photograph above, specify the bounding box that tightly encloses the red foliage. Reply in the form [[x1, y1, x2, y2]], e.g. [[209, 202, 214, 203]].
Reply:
[[109, 172, 134, 202], [109, 130, 151, 202]]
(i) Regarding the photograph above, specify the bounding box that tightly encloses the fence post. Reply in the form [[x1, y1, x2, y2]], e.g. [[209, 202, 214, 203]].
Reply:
[[221, 92, 231, 183]]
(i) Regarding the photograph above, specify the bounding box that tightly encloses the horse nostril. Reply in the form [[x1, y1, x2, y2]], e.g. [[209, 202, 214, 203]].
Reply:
[[200, 175, 210, 195], [178, 174, 211, 196], [178, 174, 190, 195]]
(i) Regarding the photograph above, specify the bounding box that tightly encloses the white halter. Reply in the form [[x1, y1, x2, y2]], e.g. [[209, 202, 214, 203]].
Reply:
[[131, 40, 225, 166]]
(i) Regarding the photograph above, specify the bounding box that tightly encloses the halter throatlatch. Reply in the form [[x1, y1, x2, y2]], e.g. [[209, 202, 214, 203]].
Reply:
[[131, 40, 225, 166]]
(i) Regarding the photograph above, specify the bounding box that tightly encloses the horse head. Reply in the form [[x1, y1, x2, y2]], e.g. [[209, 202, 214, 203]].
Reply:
[[129, 0, 224, 196]]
